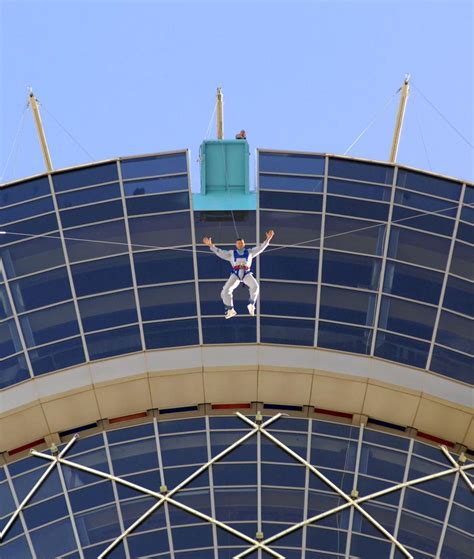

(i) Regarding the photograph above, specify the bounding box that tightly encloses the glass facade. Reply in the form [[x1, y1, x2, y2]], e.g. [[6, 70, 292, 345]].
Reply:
[[0, 151, 471, 388], [0, 416, 471, 559]]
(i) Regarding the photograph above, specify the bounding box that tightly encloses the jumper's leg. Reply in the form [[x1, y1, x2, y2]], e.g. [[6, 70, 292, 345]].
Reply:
[[221, 275, 241, 314], [243, 274, 260, 316]]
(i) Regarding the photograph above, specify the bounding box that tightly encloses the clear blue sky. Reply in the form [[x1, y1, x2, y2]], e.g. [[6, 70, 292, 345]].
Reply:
[[1, 0, 473, 188]]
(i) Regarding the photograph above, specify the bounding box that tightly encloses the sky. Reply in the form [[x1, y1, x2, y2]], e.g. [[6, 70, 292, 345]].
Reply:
[[1, 0, 473, 190]]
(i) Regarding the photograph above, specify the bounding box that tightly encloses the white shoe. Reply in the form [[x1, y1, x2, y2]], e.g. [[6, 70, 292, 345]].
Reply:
[[225, 308, 237, 319], [247, 303, 255, 316]]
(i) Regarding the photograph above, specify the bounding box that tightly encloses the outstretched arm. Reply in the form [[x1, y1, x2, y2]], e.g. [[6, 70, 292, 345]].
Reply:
[[249, 230, 275, 257], [202, 237, 233, 262]]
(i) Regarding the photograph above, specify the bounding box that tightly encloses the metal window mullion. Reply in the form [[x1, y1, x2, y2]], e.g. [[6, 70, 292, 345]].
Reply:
[[46, 175, 90, 361], [314, 155, 329, 346], [153, 418, 176, 559], [257, 153, 261, 343], [344, 422, 364, 558], [56, 461, 86, 559], [257, 426, 262, 559], [370, 166, 399, 355], [435, 471, 460, 558], [186, 150, 203, 345], [389, 437, 414, 559], [0, 258, 34, 378], [3, 465, 38, 558], [426, 184, 466, 370], [205, 416, 219, 559], [102, 432, 131, 559], [301, 418, 312, 559]]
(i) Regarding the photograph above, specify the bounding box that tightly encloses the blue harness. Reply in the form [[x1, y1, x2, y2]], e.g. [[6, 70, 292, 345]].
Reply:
[[231, 249, 251, 280]]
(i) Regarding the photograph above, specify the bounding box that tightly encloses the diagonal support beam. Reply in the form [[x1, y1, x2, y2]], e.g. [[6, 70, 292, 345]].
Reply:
[[440, 445, 474, 491]]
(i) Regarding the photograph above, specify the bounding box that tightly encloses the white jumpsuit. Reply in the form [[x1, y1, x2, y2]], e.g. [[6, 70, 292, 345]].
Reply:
[[210, 239, 271, 309]]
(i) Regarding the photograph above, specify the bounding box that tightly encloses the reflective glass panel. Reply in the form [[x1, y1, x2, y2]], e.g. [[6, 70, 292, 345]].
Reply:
[[1, 235, 65, 278], [126, 192, 189, 215], [391, 205, 455, 237], [320, 286, 376, 326], [202, 316, 256, 343], [199, 280, 249, 315], [327, 178, 391, 201], [79, 290, 138, 332], [395, 188, 458, 215], [10, 266, 73, 312], [121, 153, 187, 179], [329, 158, 393, 184], [259, 174, 324, 192], [397, 169, 462, 200], [194, 210, 256, 245], [388, 226, 451, 270], [29, 337, 85, 375], [260, 210, 321, 247], [134, 249, 195, 284], [324, 216, 386, 255], [0, 284, 10, 319], [430, 346, 473, 384], [322, 251, 381, 290], [378, 296, 436, 339], [383, 261, 443, 304], [30, 518, 77, 559], [128, 212, 192, 247], [0, 214, 59, 245], [144, 319, 199, 349], [0, 319, 22, 357], [260, 247, 319, 282], [72, 255, 132, 296], [457, 221, 474, 244], [259, 191, 323, 212], [60, 200, 124, 229], [0, 353, 30, 388], [449, 241, 474, 280], [86, 325, 142, 360], [375, 331, 429, 369], [123, 174, 188, 196], [1, 196, 54, 224], [65, 220, 128, 262], [436, 311, 473, 354], [56, 183, 121, 209], [53, 163, 118, 192], [139, 282, 197, 320], [20, 302, 80, 347], [326, 195, 389, 221], [260, 281, 317, 317], [259, 152, 324, 174], [0, 177, 50, 206], [318, 322, 372, 354], [460, 204, 474, 224], [260, 317, 315, 345]]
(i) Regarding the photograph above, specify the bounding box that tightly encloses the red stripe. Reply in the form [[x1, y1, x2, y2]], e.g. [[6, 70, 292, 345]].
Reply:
[[109, 412, 148, 424], [9, 438, 45, 456], [314, 407, 353, 420], [212, 403, 252, 410], [417, 431, 455, 448]]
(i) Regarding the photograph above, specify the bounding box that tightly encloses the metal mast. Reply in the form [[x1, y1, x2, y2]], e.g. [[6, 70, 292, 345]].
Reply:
[[28, 88, 53, 172], [389, 75, 410, 163], [216, 87, 224, 140]]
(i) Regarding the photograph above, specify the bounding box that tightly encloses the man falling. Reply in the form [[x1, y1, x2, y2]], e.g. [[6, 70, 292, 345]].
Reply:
[[203, 230, 275, 319]]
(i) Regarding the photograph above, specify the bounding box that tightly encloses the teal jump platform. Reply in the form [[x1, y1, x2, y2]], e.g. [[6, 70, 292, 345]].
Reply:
[[193, 139, 256, 210]]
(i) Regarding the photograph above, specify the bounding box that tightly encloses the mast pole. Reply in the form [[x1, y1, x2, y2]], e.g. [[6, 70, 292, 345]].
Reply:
[[28, 88, 53, 172], [389, 75, 410, 163], [216, 87, 224, 140]]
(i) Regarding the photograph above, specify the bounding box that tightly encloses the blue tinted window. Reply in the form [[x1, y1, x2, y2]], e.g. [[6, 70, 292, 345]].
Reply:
[[397, 169, 462, 200], [460, 204, 474, 224], [0, 177, 50, 206], [124, 174, 188, 196], [260, 281, 317, 317], [144, 319, 199, 349], [0, 353, 30, 388], [456, 221, 474, 244], [329, 159, 393, 184], [320, 287, 376, 326], [442, 526, 473, 559], [56, 183, 121, 209], [1, 196, 54, 224], [443, 275, 473, 317], [0, 284, 11, 319], [391, 205, 454, 237], [388, 226, 450, 270], [30, 518, 77, 558], [29, 337, 85, 375], [450, 242, 473, 280], [202, 316, 256, 343], [0, 536, 32, 558], [323, 251, 381, 290], [194, 210, 256, 245], [383, 261, 443, 304], [10, 267, 73, 312], [69, 481, 114, 512], [139, 283, 197, 321], [311, 436, 357, 469], [53, 163, 118, 192], [197, 246, 235, 280], [318, 322, 371, 354], [404, 487, 449, 520], [260, 317, 314, 346], [436, 311, 473, 354], [259, 152, 324, 174], [199, 280, 250, 315], [121, 153, 187, 179], [127, 530, 169, 556], [86, 325, 142, 360], [109, 438, 158, 475], [378, 296, 436, 339], [375, 332, 429, 369], [260, 174, 323, 192], [327, 178, 391, 201], [326, 196, 389, 221], [79, 290, 138, 331], [395, 188, 458, 216], [134, 250, 194, 285], [260, 191, 323, 212], [60, 200, 124, 229], [160, 432, 208, 466], [75, 503, 122, 545], [1, 235, 65, 278], [129, 212, 192, 247], [72, 255, 132, 296], [107, 422, 154, 443], [324, 216, 386, 256], [126, 192, 189, 215], [0, 214, 59, 246], [260, 210, 321, 247], [261, 247, 319, 282], [20, 302, 80, 347], [24, 495, 69, 529], [0, 319, 22, 357], [65, 220, 128, 263]]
